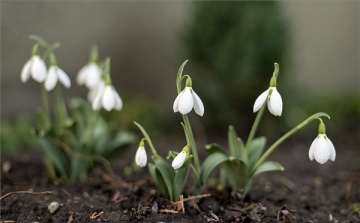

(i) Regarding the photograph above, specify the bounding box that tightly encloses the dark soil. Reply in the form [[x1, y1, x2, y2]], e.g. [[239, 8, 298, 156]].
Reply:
[[1, 134, 359, 223]]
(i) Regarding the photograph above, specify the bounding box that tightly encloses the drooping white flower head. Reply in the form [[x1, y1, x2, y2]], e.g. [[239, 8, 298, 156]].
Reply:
[[21, 55, 47, 83], [135, 146, 147, 167], [308, 134, 336, 164], [45, 65, 71, 91], [173, 77, 204, 116], [308, 122, 336, 164], [91, 57, 123, 111], [253, 87, 283, 116], [92, 84, 123, 111], [77, 46, 101, 89], [172, 148, 188, 170], [76, 62, 102, 89]]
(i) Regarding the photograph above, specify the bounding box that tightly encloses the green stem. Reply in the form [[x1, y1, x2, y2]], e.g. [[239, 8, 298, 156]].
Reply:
[[182, 115, 200, 174], [55, 84, 65, 130], [245, 102, 267, 150], [251, 112, 330, 175], [134, 122, 158, 156], [41, 84, 51, 130]]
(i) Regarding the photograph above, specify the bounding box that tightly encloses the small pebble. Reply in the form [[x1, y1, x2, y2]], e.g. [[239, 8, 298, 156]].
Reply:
[[48, 201, 60, 214]]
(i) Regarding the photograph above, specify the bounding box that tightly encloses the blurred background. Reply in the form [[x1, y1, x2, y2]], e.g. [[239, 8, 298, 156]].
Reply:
[[1, 1, 359, 152]]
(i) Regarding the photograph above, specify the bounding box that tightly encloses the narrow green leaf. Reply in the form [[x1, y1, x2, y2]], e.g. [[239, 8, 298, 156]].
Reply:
[[223, 158, 247, 191], [228, 126, 247, 164], [176, 60, 189, 94], [37, 137, 68, 178], [152, 156, 175, 200], [200, 152, 229, 186], [204, 143, 227, 155], [248, 137, 266, 170], [104, 131, 135, 155], [70, 152, 86, 182], [228, 126, 241, 158], [252, 161, 284, 177], [148, 163, 168, 195], [29, 35, 49, 47], [173, 157, 191, 201]]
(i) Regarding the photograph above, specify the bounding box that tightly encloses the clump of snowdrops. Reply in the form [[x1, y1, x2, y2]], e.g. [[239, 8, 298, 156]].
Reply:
[[134, 61, 335, 201], [21, 35, 135, 183]]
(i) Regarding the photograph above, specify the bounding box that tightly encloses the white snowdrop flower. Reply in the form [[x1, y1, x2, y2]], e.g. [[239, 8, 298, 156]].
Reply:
[[77, 62, 102, 89], [87, 80, 104, 103], [253, 87, 283, 116], [92, 84, 123, 111], [308, 134, 336, 164], [44, 65, 71, 91], [173, 87, 204, 116], [172, 151, 187, 170], [21, 55, 47, 83], [135, 146, 147, 167]]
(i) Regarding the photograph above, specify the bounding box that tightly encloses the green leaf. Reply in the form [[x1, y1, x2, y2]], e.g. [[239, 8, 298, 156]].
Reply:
[[104, 131, 135, 155], [29, 35, 49, 48], [223, 158, 247, 191], [248, 137, 266, 170], [148, 163, 168, 195], [37, 137, 68, 178], [200, 152, 229, 186], [204, 143, 227, 155], [228, 126, 247, 164], [69, 152, 87, 182], [176, 60, 189, 94], [152, 156, 175, 201], [252, 161, 284, 177], [173, 157, 191, 201]]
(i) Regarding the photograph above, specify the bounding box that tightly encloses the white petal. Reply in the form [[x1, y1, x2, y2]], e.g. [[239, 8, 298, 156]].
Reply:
[[314, 135, 331, 164], [21, 59, 32, 83], [268, 88, 283, 116], [31, 56, 47, 83], [112, 87, 123, 111], [173, 90, 184, 113], [57, 67, 71, 88], [177, 87, 193, 115], [135, 147, 147, 167], [102, 86, 115, 111], [77, 64, 90, 85], [326, 136, 336, 161], [85, 63, 102, 89], [172, 151, 187, 169], [308, 136, 318, 161], [173, 92, 181, 113], [92, 84, 105, 110], [44, 66, 58, 91], [192, 89, 204, 116], [253, 89, 269, 113]]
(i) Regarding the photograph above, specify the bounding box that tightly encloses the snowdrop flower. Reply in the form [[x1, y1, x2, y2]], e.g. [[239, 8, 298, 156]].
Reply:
[[308, 122, 336, 164], [91, 57, 123, 111], [173, 77, 204, 116], [253, 86, 283, 116], [45, 65, 71, 91], [76, 62, 101, 89], [172, 146, 189, 170], [21, 45, 47, 83], [76, 46, 102, 89], [172, 151, 187, 169], [135, 143, 147, 167], [92, 84, 123, 111]]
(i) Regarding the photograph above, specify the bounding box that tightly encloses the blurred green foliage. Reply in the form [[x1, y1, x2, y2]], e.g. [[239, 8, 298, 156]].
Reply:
[[1, 114, 36, 153], [183, 1, 290, 133]]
